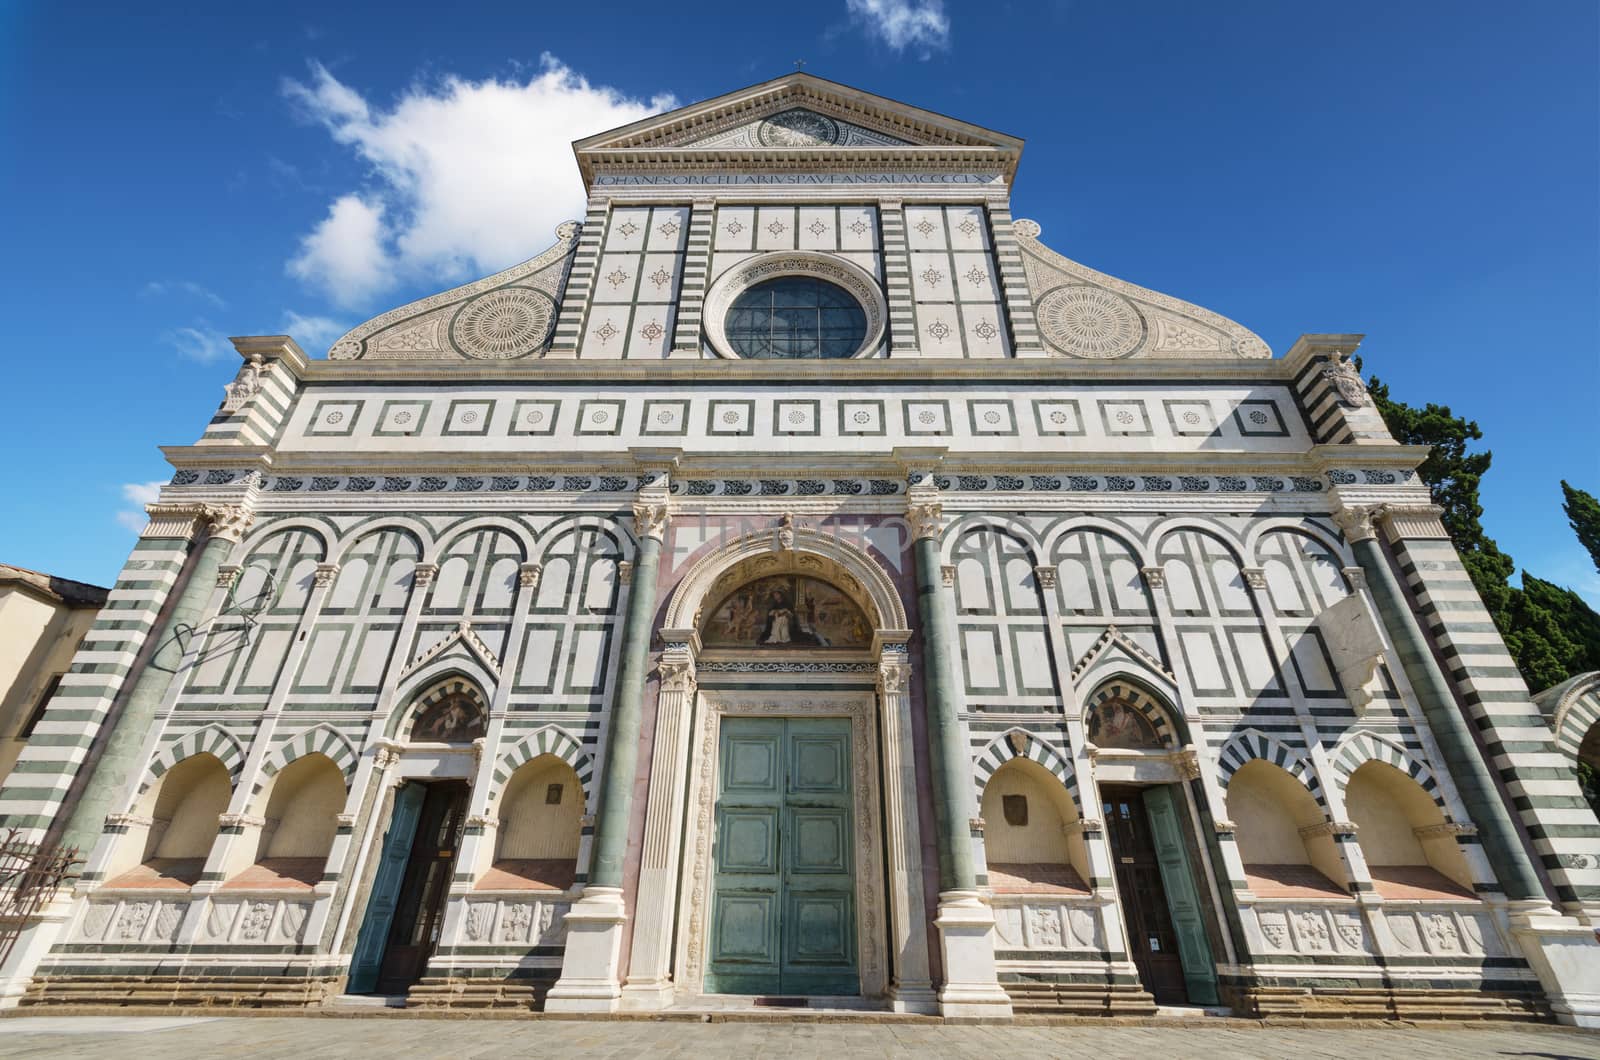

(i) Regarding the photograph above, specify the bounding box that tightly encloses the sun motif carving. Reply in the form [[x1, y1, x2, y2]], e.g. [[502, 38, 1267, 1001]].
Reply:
[[1037, 285, 1144, 358], [449, 287, 552, 359], [757, 108, 840, 147]]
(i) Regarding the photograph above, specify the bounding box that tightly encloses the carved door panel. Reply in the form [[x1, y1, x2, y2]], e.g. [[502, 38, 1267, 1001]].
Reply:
[[780, 720, 856, 995], [707, 718, 784, 994], [706, 716, 858, 996]]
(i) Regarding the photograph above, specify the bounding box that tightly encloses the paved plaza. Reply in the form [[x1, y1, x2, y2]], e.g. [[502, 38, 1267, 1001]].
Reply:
[[0, 1016, 1596, 1060]]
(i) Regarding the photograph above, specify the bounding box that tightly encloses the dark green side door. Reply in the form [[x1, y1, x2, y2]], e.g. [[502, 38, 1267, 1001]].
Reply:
[[347, 782, 426, 995], [1142, 785, 1220, 1006], [705, 716, 857, 996]]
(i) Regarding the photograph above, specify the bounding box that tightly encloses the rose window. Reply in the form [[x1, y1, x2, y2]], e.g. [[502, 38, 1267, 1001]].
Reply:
[[723, 276, 867, 359]]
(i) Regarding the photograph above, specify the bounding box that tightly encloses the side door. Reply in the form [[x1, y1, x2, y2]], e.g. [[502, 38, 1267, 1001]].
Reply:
[[347, 782, 426, 995]]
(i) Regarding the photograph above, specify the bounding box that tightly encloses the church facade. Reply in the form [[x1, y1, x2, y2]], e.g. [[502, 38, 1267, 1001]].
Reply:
[[3, 74, 1598, 1023]]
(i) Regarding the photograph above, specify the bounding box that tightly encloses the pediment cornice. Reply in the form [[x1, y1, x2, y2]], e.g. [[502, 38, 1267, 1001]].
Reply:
[[574, 73, 1022, 189]]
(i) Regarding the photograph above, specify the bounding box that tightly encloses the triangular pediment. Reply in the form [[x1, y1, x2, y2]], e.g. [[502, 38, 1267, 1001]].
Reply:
[[574, 73, 1022, 188], [681, 107, 911, 149]]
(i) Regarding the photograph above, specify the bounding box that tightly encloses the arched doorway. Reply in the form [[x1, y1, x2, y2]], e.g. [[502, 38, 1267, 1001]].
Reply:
[[1083, 680, 1222, 1007], [622, 524, 932, 1010], [348, 680, 487, 996]]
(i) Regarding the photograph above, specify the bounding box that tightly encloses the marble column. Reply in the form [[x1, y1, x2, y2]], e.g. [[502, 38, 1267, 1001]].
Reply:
[[1333, 505, 1542, 899], [875, 639, 938, 1012], [546, 494, 669, 1012], [1337, 503, 1600, 1027], [620, 631, 697, 1009], [907, 494, 1012, 1017], [61, 503, 254, 859]]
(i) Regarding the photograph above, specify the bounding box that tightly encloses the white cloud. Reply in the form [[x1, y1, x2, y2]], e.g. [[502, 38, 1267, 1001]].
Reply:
[[115, 481, 166, 534], [284, 56, 675, 307], [287, 194, 391, 309], [141, 280, 227, 308], [282, 311, 350, 352], [845, 0, 950, 55], [164, 323, 232, 362]]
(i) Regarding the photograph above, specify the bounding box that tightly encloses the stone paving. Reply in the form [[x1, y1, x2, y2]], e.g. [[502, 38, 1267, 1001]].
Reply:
[[0, 1017, 1597, 1060]]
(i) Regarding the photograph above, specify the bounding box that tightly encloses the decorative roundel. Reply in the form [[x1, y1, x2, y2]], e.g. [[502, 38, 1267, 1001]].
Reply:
[[1036, 285, 1145, 359], [448, 286, 554, 360], [329, 338, 363, 360], [758, 109, 840, 147], [1011, 218, 1042, 239], [554, 220, 581, 241]]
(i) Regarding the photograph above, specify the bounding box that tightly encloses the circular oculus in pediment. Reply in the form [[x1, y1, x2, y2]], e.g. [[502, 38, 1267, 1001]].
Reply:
[[757, 109, 840, 147], [702, 252, 887, 360], [448, 286, 555, 360], [1036, 284, 1146, 359]]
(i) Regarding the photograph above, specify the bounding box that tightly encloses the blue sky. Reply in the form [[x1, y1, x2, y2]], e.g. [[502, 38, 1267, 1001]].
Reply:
[[2, 0, 1596, 601]]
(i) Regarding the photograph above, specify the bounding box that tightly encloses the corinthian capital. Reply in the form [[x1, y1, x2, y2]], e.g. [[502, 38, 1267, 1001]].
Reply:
[[906, 500, 943, 541], [877, 655, 911, 695], [203, 504, 255, 543], [1331, 505, 1379, 544], [633, 500, 672, 542]]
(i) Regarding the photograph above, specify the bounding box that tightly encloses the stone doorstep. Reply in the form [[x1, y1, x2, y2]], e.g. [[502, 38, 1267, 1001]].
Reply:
[[3, 1005, 1591, 1032]]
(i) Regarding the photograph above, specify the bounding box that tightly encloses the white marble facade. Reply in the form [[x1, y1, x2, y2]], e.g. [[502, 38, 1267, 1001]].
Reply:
[[4, 73, 1598, 1026]]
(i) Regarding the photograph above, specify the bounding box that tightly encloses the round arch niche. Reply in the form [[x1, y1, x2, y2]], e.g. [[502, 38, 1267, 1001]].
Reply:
[[665, 525, 908, 651]]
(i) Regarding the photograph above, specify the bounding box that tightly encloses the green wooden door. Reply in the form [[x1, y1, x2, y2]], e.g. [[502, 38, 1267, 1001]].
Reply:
[[347, 782, 426, 995], [705, 716, 858, 996], [1142, 785, 1220, 1006]]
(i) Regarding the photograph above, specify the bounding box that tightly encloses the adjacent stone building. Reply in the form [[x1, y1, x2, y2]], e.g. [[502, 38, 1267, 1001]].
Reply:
[[2, 74, 1596, 1023]]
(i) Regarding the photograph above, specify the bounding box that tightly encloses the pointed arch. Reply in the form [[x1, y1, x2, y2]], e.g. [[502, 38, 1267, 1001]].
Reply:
[[1082, 676, 1185, 747], [388, 670, 492, 740], [973, 728, 1077, 810], [1331, 730, 1443, 808], [1215, 727, 1323, 806], [138, 724, 246, 796], [251, 724, 359, 798], [489, 726, 595, 805]]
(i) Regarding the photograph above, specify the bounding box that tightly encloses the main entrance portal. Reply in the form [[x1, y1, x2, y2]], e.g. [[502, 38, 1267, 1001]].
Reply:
[[706, 716, 858, 996]]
